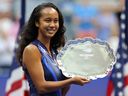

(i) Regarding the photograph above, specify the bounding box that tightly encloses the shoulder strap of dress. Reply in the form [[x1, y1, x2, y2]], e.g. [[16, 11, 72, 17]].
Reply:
[[31, 40, 46, 56]]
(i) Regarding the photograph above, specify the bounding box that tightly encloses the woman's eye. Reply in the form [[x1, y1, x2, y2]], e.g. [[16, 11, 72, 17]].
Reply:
[[44, 18, 58, 23], [45, 19, 51, 22], [54, 20, 59, 23]]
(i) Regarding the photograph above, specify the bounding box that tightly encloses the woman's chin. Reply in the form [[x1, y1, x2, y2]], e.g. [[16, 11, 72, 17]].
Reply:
[[46, 34, 55, 38]]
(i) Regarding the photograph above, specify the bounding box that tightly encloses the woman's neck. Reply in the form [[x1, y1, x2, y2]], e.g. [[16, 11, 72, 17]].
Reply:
[[37, 37, 51, 54]]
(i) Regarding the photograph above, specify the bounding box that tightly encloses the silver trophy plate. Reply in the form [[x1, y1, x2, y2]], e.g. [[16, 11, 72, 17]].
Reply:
[[57, 38, 116, 80]]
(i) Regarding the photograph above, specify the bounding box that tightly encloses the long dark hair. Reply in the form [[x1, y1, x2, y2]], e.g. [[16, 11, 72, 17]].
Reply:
[[16, 2, 66, 65]]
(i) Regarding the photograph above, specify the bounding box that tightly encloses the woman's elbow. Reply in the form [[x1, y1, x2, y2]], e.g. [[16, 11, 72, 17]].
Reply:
[[36, 83, 48, 94]]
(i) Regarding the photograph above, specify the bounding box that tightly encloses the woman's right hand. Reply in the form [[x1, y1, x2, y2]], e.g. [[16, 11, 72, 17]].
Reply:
[[71, 76, 90, 86]]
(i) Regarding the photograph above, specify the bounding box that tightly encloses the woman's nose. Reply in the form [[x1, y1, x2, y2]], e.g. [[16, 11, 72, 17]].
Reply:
[[49, 21, 56, 27]]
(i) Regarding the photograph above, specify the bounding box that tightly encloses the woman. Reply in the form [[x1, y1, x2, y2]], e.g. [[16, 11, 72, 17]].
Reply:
[[16, 2, 89, 96]]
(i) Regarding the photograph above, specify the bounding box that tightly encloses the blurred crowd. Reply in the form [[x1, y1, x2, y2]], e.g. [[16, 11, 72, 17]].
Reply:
[[0, 0, 19, 70], [0, 0, 124, 75]]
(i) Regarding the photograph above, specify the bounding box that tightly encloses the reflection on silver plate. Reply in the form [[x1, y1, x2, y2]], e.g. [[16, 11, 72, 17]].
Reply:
[[57, 38, 116, 80]]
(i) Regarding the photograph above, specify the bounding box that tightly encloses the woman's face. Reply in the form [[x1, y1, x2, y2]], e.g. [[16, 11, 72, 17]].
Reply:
[[36, 7, 59, 39]]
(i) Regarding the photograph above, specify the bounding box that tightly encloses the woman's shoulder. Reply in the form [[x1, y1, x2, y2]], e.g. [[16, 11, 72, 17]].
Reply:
[[23, 44, 41, 63], [23, 44, 40, 55], [25, 44, 37, 51]]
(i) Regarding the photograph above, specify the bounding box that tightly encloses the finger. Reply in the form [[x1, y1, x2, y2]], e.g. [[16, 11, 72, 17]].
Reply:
[[81, 78, 90, 81]]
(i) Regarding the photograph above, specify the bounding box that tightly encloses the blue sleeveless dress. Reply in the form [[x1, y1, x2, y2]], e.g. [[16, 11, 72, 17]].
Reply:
[[23, 40, 66, 96]]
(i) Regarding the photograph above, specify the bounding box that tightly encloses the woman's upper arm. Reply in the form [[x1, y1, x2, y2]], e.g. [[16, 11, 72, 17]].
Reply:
[[23, 44, 45, 90], [22, 45, 75, 94]]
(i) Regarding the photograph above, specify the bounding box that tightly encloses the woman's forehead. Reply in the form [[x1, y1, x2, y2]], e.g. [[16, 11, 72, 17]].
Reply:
[[40, 7, 59, 18], [41, 7, 58, 15]]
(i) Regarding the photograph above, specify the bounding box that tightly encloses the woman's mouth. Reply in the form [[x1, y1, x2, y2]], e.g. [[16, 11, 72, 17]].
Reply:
[[46, 28, 57, 33]]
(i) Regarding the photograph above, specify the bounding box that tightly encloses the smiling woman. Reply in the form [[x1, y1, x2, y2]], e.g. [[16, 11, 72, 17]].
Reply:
[[36, 7, 59, 39], [16, 2, 90, 96]]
